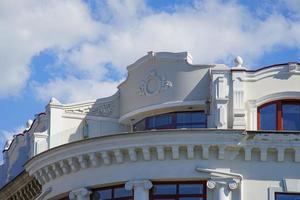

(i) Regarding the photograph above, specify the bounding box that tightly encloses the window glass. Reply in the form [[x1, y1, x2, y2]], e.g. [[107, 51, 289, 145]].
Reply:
[[179, 184, 203, 194], [259, 103, 277, 130], [282, 104, 300, 131], [134, 111, 207, 131], [153, 184, 177, 195], [191, 112, 206, 123], [114, 187, 132, 198], [148, 117, 155, 129], [150, 182, 206, 200], [276, 192, 300, 200], [177, 112, 191, 124], [92, 185, 133, 200], [155, 114, 173, 128]]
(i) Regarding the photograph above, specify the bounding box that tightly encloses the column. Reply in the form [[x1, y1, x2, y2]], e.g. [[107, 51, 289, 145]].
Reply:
[[125, 180, 153, 200], [69, 188, 91, 200], [207, 180, 239, 200]]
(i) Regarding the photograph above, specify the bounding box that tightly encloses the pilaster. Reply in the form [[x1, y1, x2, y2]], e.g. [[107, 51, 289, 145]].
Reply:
[[125, 180, 153, 200], [231, 56, 246, 129], [207, 179, 239, 200], [69, 188, 91, 200], [211, 65, 230, 129]]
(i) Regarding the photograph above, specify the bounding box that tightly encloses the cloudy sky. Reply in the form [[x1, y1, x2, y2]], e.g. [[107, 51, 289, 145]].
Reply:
[[0, 0, 300, 160]]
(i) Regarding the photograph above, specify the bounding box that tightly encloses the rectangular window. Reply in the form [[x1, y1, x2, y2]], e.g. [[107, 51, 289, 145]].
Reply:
[[275, 192, 300, 200], [150, 181, 206, 200], [91, 185, 133, 200]]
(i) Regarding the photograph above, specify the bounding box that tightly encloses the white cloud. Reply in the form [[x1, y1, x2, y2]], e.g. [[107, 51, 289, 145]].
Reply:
[[33, 77, 120, 103], [0, 0, 100, 97], [2, 0, 300, 103], [0, 126, 25, 148], [59, 0, 300, 75]]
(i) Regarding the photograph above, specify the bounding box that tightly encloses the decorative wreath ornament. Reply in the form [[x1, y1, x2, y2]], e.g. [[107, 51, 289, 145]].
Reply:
[[138, 70, 173, 96]]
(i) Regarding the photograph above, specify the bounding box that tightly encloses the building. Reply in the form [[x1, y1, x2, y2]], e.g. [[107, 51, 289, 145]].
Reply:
[[0, 51, 300, 200]]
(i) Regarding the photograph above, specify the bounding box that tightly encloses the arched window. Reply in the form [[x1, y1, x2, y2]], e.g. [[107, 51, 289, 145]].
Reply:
[[258, 100, 300, 131]]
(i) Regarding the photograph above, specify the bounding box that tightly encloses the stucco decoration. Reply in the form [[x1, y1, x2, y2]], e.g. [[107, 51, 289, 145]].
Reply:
[[138, 70, 173, 96], [65, 103, 113, 117], [288, 62, 300, 73]]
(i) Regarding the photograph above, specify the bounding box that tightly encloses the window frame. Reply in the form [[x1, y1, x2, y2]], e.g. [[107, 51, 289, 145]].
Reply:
[[91, 184, 133, 200], [134, 110, 207, 132], [275, 192, 300, 200], [257, 99, 300, 131], [149, 181, 207, 200]]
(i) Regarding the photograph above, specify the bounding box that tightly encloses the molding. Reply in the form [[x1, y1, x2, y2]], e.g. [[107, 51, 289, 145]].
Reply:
[[0, 172, 41, 200], [24, 130, 300, 186], [238, 63, 300, 82], [62, 113, 119, 122], [248, 91, 300, 107], [119, 100, 207, 123]]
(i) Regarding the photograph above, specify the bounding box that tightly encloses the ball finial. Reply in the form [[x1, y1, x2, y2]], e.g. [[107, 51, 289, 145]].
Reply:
[[234, 56, 243, 67], [26, 119, 33, 129]]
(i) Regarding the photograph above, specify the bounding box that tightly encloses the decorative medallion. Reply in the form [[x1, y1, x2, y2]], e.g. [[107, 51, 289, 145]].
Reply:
[[138, 70, 173, 96]]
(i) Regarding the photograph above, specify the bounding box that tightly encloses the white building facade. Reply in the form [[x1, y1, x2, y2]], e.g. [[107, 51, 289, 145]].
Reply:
[[0, 52, 300, 200]]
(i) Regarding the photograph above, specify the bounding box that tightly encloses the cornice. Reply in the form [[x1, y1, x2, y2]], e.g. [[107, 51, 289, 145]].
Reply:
[[0, 171, 41, 200], [24, 129, 300, 186], [238, 63, 300, 82]]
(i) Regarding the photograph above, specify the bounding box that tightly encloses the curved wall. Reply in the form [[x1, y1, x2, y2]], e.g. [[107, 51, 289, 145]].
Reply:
[[118, 52, 212, 123]]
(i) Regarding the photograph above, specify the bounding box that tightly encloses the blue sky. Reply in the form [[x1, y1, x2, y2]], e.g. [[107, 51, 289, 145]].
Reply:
[[0, 0, 300, 161]]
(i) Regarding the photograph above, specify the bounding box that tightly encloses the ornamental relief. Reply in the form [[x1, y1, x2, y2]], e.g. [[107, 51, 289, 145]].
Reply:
[[138, 69, 173, 96], [65, 103, 113, 117]]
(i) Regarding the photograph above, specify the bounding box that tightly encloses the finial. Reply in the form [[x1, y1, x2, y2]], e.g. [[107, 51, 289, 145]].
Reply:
[[234, 56, 243, 68], [26, 119, 33, 129]]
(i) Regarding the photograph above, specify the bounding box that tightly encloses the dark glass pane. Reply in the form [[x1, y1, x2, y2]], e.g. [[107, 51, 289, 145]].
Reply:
[[155, 114, 172, 128], [179, 198, 203, 200], [259, 103, 277, 130], [179, 184, 203, 194], [134, 119, 146, 131], [191, 112, 206, 123], [148, 117, 155, 129], [176, 112, 206, 129], [177, 113, 191, 123], [282, 104, 300, 131], [153, 184, 177, 195], [276, 193, 300, 200], [114, 187, 132, 198], [92, 189, 112, 200]]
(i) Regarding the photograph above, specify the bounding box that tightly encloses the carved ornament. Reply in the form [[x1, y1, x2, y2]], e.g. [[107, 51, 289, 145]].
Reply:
[[138, 70, 173, 96]]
